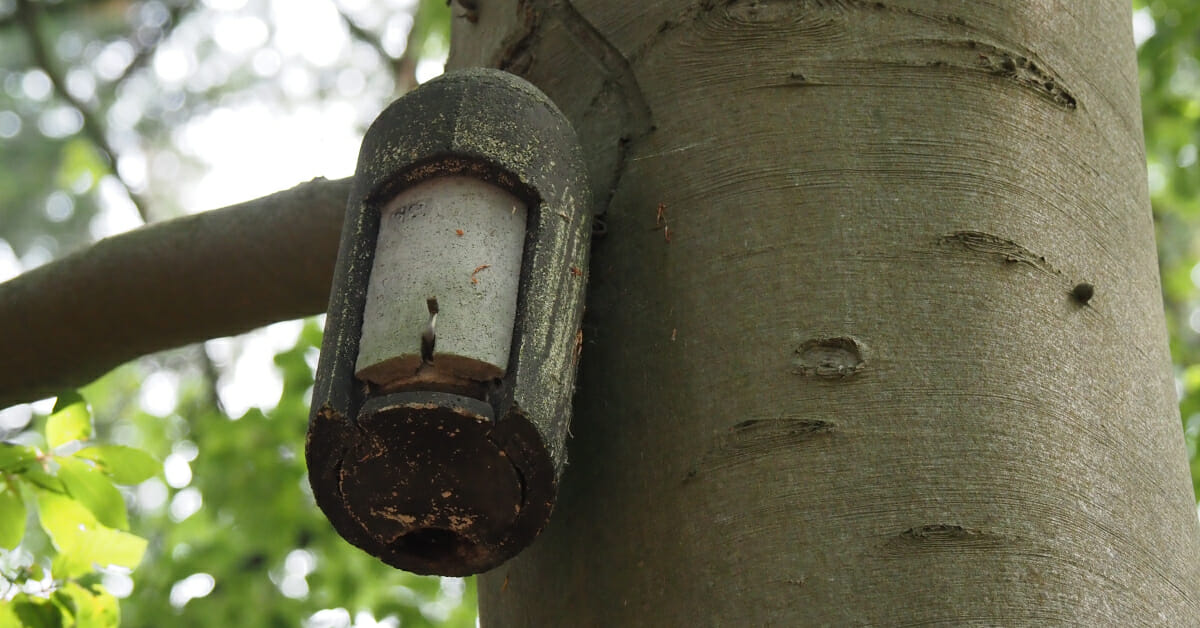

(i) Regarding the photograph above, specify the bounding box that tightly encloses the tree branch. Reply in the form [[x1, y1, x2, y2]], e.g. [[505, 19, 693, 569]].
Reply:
[[336, 3, 418, 92], [16, 0, 153, 222], [116, 1, 195, 85], [0, 177, 351, 409], [0, 0, 107, 31]]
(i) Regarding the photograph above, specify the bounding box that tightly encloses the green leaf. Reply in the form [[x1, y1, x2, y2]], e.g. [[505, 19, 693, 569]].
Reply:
[[50, 546, 93, 581], [21, 464, 65, 493], [37, 488, 98, 546], [51, 391, 85, 415], [53, 582, 120, 628], [81, 586, 120, 628], [7, 594, 64, 628], [0, 480, 26, 549], [37, 490, 145, 578], [73, 445, 160, 485], [51, 526, 147, 579], [0, 443, 39, 472], [47, 393, 92, 449], [54, 457, 128, 530], [0, 599, 17, 628]]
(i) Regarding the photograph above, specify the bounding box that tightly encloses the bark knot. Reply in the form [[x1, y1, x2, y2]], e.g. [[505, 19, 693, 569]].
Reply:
[[792, 336, 864, 378]]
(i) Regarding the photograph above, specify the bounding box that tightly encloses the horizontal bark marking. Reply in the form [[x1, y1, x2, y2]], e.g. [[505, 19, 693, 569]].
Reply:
[[770, 57, 1078, 113], [657, 1, 1079, 111], [767, 40, 1078, 111], [881, 524, 1011, 557], [683, 417, 837, 483], [967, 40, 1078, 110], [937, 230, 1060, 276], [935, 233, 1098, 309], [731, 417, 837, 434]]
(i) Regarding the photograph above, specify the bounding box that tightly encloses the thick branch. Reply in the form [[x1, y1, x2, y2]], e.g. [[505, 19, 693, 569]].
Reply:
[[0, 177, 351, 409]]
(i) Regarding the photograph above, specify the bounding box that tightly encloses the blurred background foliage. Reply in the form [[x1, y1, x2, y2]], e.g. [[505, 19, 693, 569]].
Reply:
[[0, 0, 477, 626], [0, 0, 1199, 625], [1139, 0, 1200, 498]]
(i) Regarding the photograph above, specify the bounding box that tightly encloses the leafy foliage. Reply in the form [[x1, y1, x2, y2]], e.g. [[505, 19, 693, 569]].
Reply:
[[1136, 0, 1200, 498], [1, 0, 474, 625], [101, 321, 473, 628], [0, 393, 154, 628]]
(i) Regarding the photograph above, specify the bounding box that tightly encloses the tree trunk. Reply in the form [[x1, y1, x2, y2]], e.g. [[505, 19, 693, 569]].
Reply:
[[450, 1, 1200, 624]]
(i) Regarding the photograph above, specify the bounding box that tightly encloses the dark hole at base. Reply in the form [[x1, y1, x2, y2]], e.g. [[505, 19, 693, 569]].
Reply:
[[392, 528, 474, 564]]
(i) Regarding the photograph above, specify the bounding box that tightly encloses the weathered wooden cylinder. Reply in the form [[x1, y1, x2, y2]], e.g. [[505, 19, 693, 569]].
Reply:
[[307, 69, 591, 576]]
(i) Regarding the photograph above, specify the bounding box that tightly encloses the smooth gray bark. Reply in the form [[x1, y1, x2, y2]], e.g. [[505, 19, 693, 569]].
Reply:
[[452, 1, 1200, 624]]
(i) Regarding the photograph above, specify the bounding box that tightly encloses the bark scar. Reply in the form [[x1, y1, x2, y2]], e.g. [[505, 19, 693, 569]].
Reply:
[[938, 230, 1060, 277], [683, 417, 837, 482], [880, 524, 1010, 557]]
